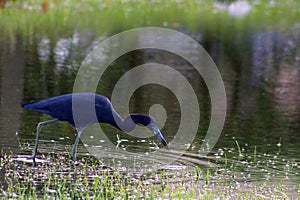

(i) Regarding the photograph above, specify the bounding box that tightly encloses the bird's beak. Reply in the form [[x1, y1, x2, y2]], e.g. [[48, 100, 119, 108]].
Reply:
[[148, 124, 169, 150]]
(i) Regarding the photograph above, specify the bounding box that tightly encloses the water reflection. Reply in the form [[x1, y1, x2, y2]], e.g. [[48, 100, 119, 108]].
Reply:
[[216, 29, 300, 158], [251, 31, 300, 148], [0, 27, 300, 193], [0, 35, 23, 153], [274, 65, 300, 121], [0, 35, 24, 190]]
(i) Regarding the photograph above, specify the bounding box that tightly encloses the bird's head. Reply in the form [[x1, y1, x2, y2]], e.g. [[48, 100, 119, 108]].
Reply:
[[147, 120, 169, 149], [130, 114, 168, 149]]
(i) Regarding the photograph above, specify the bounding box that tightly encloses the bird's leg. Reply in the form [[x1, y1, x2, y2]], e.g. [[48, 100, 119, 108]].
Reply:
[[32, 119, 59, 165], [72, 129, 83, 162]]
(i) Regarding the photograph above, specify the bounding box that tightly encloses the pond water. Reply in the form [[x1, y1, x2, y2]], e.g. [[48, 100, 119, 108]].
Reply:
[[0, 26, 300, 198]]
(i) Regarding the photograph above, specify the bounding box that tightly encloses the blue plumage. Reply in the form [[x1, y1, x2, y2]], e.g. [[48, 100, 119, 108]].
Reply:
[[22, 93, 168, 164], [23, 93, 113, 128]]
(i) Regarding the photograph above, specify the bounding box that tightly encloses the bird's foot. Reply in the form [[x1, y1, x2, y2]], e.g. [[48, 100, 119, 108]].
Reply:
[[70, 155, 78, 165], [26, 156, 36, 166]]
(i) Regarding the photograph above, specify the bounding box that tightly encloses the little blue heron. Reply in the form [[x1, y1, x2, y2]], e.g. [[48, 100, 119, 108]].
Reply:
[[22, 93, 168, 164]]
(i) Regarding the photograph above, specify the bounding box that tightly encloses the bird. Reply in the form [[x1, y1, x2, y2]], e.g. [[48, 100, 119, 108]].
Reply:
[[22, 93, 168, 164]]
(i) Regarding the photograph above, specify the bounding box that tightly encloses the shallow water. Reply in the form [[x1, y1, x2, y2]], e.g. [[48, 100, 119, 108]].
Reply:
[[0, 26, 300, 197]]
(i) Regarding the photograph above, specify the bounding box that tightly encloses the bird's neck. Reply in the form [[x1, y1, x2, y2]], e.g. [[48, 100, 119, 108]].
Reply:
[[112, 114, 150, 132], [111, 114, 136, 132]]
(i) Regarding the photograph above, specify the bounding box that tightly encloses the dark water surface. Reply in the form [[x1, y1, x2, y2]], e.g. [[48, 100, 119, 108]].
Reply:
[[0, 27, 300, 196]]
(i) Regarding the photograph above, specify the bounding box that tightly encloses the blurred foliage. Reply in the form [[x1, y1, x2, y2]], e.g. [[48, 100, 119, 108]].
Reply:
[[0, 0, 299, 40]]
